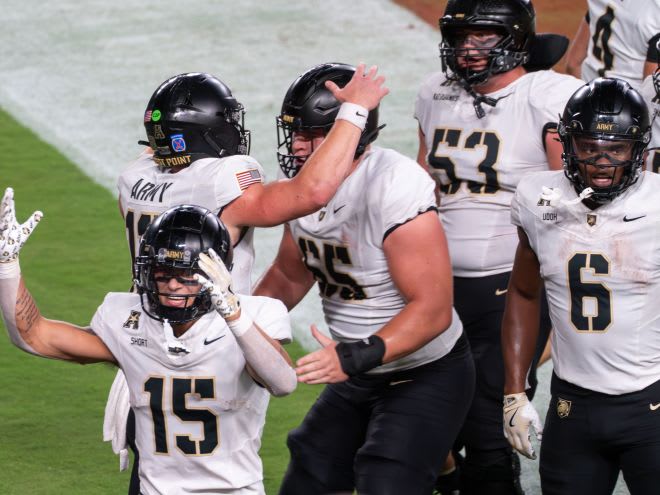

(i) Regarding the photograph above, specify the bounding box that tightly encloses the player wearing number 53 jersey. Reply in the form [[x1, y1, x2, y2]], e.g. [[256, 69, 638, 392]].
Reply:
[[255, 63, 475, 495], [503, 78, 660, 495], [415, 1, 583, 492], [0, 204, 298, 494]]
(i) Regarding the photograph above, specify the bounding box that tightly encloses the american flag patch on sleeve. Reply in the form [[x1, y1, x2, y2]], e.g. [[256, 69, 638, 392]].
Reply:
[[235, 169, 262, 190]]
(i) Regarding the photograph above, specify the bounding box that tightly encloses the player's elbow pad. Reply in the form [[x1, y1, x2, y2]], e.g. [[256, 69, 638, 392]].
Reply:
[[235, 325, 297, 397], [268, 367, 297, 397]]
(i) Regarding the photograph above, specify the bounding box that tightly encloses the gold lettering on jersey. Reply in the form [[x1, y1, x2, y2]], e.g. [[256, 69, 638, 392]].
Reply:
[[537, 197, 551, 207], [587, 214, 597, 226], [557, 397, 571, 418], [595, 122, 616, 131], [543, 212, 557, 221], [123, 310, 141, 330], [153, 155, 192, 169]]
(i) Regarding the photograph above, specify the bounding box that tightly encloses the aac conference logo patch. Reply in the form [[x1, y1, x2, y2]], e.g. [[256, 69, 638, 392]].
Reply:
[[170, 134, 186, 152]]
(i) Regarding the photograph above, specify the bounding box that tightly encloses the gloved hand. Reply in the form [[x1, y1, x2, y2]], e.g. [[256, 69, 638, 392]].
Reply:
[[0, 187, 43, 263], [503, 392, 543, 460], [195, 249, 240, 320]]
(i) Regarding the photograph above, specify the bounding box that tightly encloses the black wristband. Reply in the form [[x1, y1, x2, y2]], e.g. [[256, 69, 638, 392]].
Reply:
[[335, 335, 386, 376]]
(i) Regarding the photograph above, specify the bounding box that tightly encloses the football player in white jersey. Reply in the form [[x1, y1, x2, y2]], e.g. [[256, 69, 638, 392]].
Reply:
[[565, 0, 660, 89], [502, 78, 659, 495], [113, 68, 388, 493], [414, 1, 583, 493], [254, 63, 475, 495], [0, 201, 298, 494], [640, 38, 660, 172]]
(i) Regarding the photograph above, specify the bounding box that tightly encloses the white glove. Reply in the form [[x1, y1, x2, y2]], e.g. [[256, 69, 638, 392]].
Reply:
[[0, 187, 43, 263], [195, 249, 240, 320], [503, 392, 543, 460]]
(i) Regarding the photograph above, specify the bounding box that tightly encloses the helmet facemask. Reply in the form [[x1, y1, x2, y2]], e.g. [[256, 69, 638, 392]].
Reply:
[[561, 133, 642, 204], [135, 252, 213, 325], [440, 27, 528, 86], [276, 116, 330, 178]]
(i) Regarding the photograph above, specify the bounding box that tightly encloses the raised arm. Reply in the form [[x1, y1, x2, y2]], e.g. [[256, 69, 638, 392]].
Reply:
[[221, 64, 389, 228], [0, 188, 115, 364], [195, 249, 297, 397]]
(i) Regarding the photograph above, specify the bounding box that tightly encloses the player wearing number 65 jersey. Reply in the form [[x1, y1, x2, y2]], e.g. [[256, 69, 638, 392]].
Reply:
[[502, 78, 660, 495], [414, 1, 582, 492], [0, 202, 297, 494], [255, 62, 475, 495]]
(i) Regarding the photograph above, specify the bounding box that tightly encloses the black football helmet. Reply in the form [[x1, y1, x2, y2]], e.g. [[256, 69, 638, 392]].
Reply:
[[134, 205, 232, 324], [439, 0, 535, 87], [276, 63, 382, 178], [143, 73, 250, 170], [559, 78, 651, 203]]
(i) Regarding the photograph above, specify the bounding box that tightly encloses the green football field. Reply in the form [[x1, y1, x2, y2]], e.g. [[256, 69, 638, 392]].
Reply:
[[0, 107, 320, 494]]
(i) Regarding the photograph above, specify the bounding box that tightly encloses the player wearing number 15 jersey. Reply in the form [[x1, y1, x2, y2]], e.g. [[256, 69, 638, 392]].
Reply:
[[255, 63, 475, 495], [502, 78, 660, 495], [414, 1, 582, 492], [0, 203, 297, 495]]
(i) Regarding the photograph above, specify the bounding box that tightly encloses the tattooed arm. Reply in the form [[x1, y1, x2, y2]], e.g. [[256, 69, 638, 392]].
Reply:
[[0, 187, 115, 364]]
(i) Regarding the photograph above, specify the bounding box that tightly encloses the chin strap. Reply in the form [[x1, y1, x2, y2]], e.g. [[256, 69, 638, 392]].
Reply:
[[460, 80, 508, 119], [540, 186, 594, 207]]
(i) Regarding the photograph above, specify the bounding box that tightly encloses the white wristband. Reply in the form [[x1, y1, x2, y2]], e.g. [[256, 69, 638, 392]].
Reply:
[[335, 102, 368, 131], [227, 311, 253, 338], [0, 259, 20, 279]]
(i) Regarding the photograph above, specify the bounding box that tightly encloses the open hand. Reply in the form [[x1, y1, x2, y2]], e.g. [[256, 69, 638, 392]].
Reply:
[[326, 63, 389, 110], [0, 187, 43, 263], [295, 325, 348, 384]]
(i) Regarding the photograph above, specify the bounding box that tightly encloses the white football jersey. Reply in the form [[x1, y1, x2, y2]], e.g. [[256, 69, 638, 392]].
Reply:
[[288, 146, 463, 374], [91, 293, 291, 494], [582, 0, 660, 89], [640, 74, 660, 172], [512, 170, 660, 394], [415, 70, 583, 277], [117, 152, 265, 294]]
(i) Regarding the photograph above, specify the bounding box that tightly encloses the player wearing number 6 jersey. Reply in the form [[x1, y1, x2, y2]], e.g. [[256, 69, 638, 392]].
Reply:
[[414, 1, 583, 492], [0, 202, 297, 494], [502, 78, 660, 495], [254, 62, 475, 495]]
